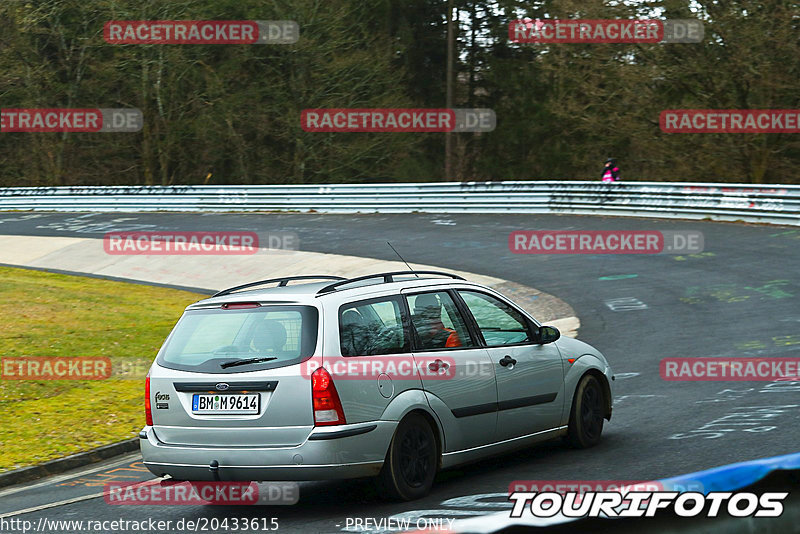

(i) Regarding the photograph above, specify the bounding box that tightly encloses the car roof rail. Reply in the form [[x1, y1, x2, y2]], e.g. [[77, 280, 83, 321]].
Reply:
[[213, 275, 346, 297], [316, 270, 465, 296]]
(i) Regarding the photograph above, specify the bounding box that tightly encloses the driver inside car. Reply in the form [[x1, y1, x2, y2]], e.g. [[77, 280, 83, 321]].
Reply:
[[412, 294, 462, 349]]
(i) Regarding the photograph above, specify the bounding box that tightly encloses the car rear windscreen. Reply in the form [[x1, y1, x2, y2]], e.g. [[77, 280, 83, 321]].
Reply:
[[156, 305, 318, 373]]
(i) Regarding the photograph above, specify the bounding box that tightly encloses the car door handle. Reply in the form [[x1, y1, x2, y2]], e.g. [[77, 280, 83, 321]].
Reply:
[[428, 359, 450, 372], [499, 355, 517, 367]]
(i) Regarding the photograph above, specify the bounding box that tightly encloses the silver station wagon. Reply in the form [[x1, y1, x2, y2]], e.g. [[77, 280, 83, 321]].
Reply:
[[140, 271, 614, 500]]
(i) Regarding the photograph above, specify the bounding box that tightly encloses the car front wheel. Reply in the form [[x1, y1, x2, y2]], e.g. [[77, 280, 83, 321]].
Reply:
[[566, 374, 606, 448]]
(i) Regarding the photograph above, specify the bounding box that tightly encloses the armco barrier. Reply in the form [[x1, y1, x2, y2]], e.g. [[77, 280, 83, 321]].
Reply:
[[0, 181, 799, 225]]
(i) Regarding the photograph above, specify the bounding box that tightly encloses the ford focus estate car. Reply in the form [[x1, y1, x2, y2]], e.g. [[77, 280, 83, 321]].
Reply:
[[140, 271, 614, 500]]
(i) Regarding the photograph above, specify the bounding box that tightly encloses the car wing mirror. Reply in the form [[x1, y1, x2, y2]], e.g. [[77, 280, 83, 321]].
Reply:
[[537, 325, 560, 344]]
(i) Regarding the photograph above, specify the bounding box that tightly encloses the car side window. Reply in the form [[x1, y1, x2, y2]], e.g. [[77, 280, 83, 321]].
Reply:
[[339, 296, 409, 356], [458, 291, 532, 347], [406, 291, 474, 350]]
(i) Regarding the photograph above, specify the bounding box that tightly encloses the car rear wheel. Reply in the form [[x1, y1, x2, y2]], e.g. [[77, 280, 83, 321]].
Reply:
[[566, 374, 605, 448], [378, 413, 438, 501]]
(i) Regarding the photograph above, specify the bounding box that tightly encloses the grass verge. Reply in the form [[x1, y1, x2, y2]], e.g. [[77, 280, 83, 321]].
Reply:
[[0, 266, 203, 472]]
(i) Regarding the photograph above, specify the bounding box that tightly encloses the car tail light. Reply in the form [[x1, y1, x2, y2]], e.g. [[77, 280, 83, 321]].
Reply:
[[311, 367, 346, 426], [145, 373, 153, 426]]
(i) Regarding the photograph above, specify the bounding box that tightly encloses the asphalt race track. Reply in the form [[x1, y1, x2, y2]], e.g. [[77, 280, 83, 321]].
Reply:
[[2, 212, 799, 533]]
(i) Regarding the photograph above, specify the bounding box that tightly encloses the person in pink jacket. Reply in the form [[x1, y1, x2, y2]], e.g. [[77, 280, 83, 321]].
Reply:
[[601, 158, 621, 182]]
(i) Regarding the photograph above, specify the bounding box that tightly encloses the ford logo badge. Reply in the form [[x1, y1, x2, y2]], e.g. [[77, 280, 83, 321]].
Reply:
[[215, 383, 230, 391]]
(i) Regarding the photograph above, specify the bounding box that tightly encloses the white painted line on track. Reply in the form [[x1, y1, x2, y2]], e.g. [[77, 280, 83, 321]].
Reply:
[[613, 372, 640, 380], [0, 477, 165, 518], [0, 492, 105, 518]]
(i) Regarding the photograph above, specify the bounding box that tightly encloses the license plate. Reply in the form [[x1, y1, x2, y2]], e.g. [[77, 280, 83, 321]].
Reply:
[[192, 393, 260, 414]]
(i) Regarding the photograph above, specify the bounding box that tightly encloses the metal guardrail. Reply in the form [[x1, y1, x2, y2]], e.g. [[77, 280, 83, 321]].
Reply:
[[0, 181, 799, 225]]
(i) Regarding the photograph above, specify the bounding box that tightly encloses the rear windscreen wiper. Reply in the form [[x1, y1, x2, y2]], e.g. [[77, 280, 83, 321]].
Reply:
[[220, 357, 277, 369]]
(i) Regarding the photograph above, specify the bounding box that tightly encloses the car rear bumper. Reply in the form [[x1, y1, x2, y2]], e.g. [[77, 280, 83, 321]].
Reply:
[[139, 421, 396, 481]]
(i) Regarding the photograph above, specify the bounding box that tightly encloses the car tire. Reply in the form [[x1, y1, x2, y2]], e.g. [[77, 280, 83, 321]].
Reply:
[[566, 374, 605, 448], [378, 413, 438, 501]]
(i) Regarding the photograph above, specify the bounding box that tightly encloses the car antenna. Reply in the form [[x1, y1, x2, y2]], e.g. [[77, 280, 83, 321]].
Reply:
[[387, 242, 419, 278]]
